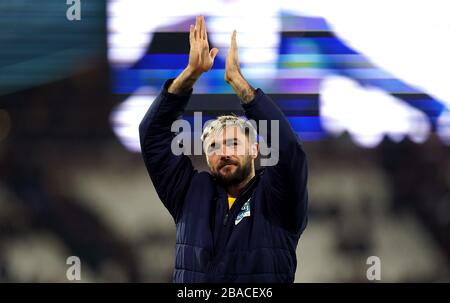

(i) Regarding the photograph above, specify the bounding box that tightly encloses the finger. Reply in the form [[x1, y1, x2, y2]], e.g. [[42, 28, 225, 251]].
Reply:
[[197, 16, 202, 40], [203, 17, 209, 41], [195, 16, 200, 40], [203, 16, 208, 40], [210, 48, 219, 60], [200, 16, 206, 40], [231, 30, 237, 49], [189, 24, 194, 44]]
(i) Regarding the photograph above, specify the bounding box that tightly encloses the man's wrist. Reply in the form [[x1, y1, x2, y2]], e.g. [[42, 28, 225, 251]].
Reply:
[[185, 65, 203, 79], [227, 73, 256, 103], [168, 66, 202, 95]]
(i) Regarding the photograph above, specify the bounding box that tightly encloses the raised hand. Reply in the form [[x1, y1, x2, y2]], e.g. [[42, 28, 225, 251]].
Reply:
[[225, 30, 255, 103], [224, 30, 242, 83], [188, 16, 219, 74], [168, 16, 218, 94]]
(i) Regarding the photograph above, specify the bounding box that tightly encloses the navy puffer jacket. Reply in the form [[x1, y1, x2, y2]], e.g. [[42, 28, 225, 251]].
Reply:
[[139, 79, 308, 283]]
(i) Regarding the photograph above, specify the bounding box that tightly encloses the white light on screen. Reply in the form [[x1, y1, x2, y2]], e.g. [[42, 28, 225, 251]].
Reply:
[[108, 0, 450, 151], [110, 88, 158, 152], [320, 76, 430, 148], [437, 110, 450, 145]]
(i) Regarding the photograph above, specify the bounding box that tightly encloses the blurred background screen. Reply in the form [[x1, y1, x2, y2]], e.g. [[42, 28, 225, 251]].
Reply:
[[0, 0, 449, 282], [0, 1, 105, 95]]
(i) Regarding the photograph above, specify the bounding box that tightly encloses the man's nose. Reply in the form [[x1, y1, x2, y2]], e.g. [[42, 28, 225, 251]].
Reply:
[[219, 154, 231, 161], [217, 145, 230, 156]]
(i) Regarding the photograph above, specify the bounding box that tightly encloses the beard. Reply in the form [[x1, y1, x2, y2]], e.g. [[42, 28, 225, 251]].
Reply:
[[212, 157, 253, 187]]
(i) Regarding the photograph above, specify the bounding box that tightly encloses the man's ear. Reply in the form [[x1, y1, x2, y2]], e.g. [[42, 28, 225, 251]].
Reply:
[[251, 142, 259, 159]]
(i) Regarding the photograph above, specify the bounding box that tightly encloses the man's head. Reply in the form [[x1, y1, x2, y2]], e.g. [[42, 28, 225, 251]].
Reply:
[[202, 115, 258, 187]]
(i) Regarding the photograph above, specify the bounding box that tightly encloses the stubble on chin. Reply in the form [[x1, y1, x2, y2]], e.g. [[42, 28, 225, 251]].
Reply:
[[213, 161, 251, 187]]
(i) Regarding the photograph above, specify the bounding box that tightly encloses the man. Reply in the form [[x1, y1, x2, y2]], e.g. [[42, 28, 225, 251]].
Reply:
[[139, 16, 308, 283]]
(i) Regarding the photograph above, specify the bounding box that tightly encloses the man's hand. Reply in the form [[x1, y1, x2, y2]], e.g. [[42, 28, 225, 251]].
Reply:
[[188, 16, 219, 74], [224, 30, 241, 83], [225, 30, 256, 103], [168, 16, 218, 95]]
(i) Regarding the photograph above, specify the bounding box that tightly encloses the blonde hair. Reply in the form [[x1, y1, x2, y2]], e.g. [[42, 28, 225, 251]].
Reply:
[[201, 114, 257, 144]]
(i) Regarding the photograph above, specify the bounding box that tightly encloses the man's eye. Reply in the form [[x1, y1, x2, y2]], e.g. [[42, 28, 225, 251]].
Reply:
[[208, 144, 217, 152], [226, 141, 238, 147]]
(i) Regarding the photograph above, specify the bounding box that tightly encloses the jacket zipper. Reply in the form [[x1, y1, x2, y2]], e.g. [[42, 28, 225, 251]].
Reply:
[[223, 213, 228, 226]]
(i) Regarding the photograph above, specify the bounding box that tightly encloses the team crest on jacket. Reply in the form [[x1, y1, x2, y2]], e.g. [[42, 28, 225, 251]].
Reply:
[[235, 198, 251, 225]]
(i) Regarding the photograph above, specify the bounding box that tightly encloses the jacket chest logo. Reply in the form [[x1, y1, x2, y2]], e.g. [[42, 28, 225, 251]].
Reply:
[[235, 198, 251, 225]]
